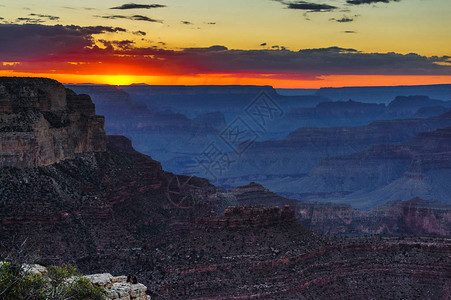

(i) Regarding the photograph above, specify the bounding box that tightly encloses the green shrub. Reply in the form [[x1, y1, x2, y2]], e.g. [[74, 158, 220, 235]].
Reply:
[[0, 261, 105, 300]]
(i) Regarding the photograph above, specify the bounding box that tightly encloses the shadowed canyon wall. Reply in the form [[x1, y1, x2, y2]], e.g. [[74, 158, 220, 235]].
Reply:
[[0, 77, 106, 168]]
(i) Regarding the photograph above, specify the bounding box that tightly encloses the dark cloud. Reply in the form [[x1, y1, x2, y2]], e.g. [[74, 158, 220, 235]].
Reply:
[[99, 39, 135, 50], [343, 30, 356, 33], [15, 17, 45, 24], [133, 30, 146, 36], [330, 17, 354, 22], [0, 24, 126, 60], [181, 21, 193, 25], [129, 15, 162, 22], [110, 3, 166, 9], [160, 46, 450, 76], [183, 45, 229, 52], [1, 24, 450, 78], [206, 22, 216, 25], [347, 0, 400, 5], [29, 13, 60, 21], [99, 15, 162, 23], [270, 45, 288, 50], [260, 43, 267, 46], [71, 25, 127, 34], [283, 1, 337, 12]]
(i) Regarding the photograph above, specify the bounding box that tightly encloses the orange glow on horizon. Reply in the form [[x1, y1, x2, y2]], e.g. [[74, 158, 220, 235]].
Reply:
[[1, 70, 451, 89]]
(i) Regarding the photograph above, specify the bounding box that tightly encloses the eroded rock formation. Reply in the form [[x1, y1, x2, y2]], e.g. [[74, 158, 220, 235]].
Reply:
[[0, 77, 106, 168], [224, 182, 451, 236], [23, 265, 150, 300], [147, 206, 450, 299]]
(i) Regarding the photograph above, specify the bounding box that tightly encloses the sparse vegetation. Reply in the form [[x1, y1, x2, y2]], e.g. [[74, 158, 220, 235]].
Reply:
[[0, 253, 105, 300]]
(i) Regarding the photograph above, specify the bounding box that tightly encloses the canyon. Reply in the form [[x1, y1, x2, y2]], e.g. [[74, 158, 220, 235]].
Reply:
[[0, 78, 450, 299], [66, 84, 451, 211]]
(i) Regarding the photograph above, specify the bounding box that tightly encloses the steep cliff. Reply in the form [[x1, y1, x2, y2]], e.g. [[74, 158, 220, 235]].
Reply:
[[224, 182, 451, 236], [0, 77, 106, 168], [0, 79, 218, 280]]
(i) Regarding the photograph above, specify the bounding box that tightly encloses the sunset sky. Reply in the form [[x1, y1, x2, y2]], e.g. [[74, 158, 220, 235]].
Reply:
[[0, 0, 450, 87]]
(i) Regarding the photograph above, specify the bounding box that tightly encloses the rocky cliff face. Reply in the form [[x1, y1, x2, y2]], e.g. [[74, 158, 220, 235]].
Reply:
[[286, 126, 451, 208], [197, 205, 297, 228], [146, 206, 450, 299], [224, 182, 451, 236], [0, 77, 106, 168], [225, 110, 451, 184], [386, 95, 451, 118]]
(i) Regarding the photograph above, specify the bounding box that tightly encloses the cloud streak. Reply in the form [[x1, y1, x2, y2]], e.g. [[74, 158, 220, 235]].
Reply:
[[277, 1, 337, 12], [29, 13, 60, 21], [330, 17, 354, 23], [110, 3, 166, 10], [98, 15, 162, 23], [346, 0, 400, 5]]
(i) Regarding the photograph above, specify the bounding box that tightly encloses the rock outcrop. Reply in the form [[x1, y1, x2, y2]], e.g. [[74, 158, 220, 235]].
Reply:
[[224, 182, 451, 236], [84, 273, 149, 300], [22, 265, 149, 300], [0, 77, 106, 168]]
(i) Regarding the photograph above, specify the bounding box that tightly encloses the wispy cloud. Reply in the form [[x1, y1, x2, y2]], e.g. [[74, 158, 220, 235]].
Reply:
[[98, 14, 163, 23], [16, 17, 45, 24], [277, 1, 337, 12], [110, 3, 166, 9], [29, 13, 60, 21], [346, 0, 400, 5], [330, 17, 354, 23]]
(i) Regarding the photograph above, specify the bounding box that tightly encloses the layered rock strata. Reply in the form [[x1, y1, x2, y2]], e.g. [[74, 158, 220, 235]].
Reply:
[[0, 77, 106, 168]]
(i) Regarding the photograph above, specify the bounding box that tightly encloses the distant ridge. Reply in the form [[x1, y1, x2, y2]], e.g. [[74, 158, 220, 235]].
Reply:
[[315, 84, 451, 103]]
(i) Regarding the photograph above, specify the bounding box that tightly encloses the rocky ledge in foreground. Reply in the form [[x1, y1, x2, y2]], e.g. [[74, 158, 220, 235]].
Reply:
[[24, 264, 149, 300]]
